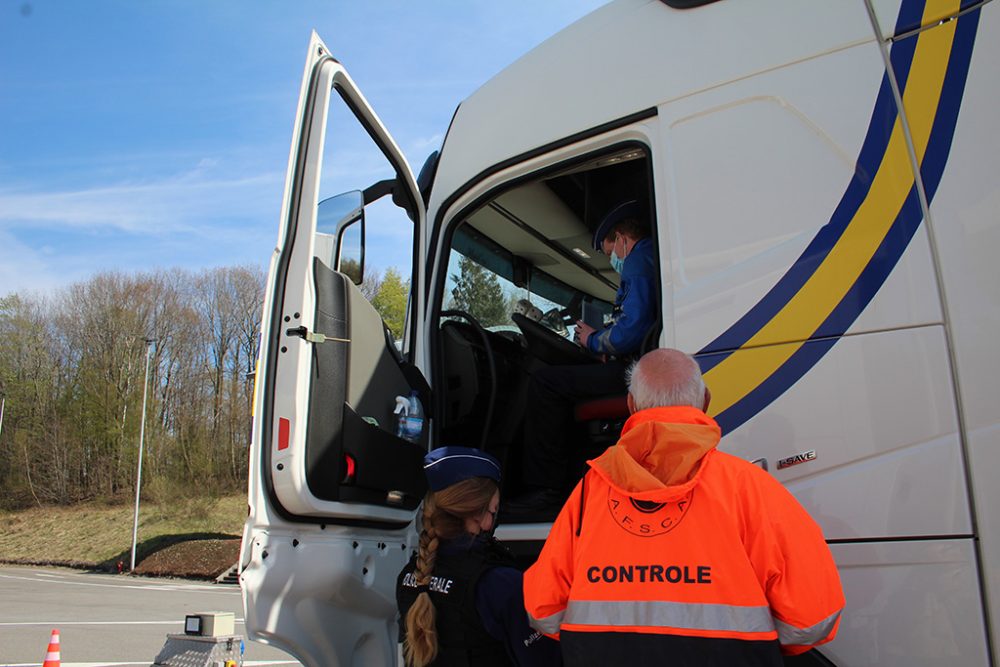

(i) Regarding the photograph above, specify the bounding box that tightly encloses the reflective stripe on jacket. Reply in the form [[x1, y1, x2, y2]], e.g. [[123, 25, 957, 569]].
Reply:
[[523, 406, 844, 663]]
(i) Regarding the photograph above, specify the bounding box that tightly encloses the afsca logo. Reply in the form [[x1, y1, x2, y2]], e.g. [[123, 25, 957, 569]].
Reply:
[[607, 489, 694, 537]]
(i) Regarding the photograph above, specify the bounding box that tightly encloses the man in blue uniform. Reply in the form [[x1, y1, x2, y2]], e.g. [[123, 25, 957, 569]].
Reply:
[[504, 201, 657, 519]]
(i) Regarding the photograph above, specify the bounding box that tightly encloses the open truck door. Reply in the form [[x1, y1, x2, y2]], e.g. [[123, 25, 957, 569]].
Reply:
[[240, 32, 428, 667]]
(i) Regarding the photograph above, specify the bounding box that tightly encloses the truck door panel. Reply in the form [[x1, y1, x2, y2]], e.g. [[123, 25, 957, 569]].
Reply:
[[826, 539, 989, 666], [306, 259, 425, 508], [264, 35, 427, 522], [242, 31, 427, 667], [713, 324, 969, 541], [662, 37, 942, 355]]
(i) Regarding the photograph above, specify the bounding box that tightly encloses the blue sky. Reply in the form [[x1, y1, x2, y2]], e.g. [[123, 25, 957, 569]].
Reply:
[[0, 1, 606, 297]]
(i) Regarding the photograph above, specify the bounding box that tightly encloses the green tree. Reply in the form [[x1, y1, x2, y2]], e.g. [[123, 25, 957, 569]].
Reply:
[[450, 256, 507, 327], [372, 267, 409, 339], [340, 258, 382, 302]]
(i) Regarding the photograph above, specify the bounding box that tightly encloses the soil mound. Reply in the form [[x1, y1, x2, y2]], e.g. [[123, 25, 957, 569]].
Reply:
[[134, 538, 240, 579]]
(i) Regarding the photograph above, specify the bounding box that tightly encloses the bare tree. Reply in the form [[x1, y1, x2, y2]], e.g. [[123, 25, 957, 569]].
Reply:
[[0, 263, 266, 509]]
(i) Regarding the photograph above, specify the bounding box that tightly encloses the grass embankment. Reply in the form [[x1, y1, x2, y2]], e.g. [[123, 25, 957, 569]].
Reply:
[[0, 495, 246, 579]]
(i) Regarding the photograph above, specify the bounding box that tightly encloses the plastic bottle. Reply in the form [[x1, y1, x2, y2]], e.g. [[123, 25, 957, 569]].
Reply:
[[394, 391, 424, 443], [406, 390, 424, 444], [394, 396, 410, 440]]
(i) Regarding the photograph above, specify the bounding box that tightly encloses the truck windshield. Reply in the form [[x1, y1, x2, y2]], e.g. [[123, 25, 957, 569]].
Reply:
[[444, 224, 610, 337]]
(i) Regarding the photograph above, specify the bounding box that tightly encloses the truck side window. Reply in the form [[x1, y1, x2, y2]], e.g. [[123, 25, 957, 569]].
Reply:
[[317, 98, 415, 344]]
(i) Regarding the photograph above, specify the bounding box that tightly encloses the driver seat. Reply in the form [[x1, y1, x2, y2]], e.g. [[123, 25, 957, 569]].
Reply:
[[574, 395, 628, 422], [569, 322, 662, 460], [569, 394, 629, 482]]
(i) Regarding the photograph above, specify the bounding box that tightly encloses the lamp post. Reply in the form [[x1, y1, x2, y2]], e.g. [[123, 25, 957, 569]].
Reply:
[[129, 339, 155, 573]]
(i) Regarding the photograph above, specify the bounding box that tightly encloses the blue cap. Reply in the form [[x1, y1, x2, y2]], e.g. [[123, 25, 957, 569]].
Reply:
[[593, 200, 643, 251], [423, 446, 501, 491]]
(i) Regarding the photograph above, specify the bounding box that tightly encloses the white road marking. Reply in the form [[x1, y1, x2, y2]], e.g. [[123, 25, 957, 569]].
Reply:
[[0, 568, 289, 665], [0, 619, 245, 626], [0, 572, 235, 595], [4, 663, 151, 666], [4, 662, 298, 667]]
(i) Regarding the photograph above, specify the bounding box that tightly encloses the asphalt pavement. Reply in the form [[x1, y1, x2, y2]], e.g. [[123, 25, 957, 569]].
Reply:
[[0, 565, 301, 667]]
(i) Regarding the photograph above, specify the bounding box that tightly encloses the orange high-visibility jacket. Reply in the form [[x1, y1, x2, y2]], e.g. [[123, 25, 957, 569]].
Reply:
[[524, 406, 844, 664]]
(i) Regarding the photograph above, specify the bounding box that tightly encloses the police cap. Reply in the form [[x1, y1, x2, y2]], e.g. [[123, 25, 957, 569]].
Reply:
[[423, 446, 501, 491], [593, 200, 643, 251]]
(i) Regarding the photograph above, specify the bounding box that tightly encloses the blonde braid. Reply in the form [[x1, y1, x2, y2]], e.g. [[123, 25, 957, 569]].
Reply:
[[404, 499, 440, 667], [401, 478, 498, 667]]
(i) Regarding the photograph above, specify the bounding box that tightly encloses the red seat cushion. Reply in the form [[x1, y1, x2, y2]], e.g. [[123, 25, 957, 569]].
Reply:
[[574, 395, 629, 422]]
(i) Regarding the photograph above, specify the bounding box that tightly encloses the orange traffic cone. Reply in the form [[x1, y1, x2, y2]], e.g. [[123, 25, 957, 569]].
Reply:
[[42, 628, 60, 667]]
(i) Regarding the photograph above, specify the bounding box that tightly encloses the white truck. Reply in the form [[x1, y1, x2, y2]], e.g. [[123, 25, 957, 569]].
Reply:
[[240, 1, 1000, 664]]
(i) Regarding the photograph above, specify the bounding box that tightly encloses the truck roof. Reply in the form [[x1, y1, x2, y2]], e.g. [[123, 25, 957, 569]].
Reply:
[[428, 0, 876, 215]]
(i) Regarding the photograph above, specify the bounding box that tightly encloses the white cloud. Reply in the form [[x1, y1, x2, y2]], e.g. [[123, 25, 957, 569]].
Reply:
[[0, 231, 71, 297], [0, 157, 288, 294], [0, 162, 284, 236], [0, 146, 431, 295]]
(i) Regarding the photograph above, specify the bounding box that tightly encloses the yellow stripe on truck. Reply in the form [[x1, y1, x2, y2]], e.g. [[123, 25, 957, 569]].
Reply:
[[705, 5, 957, 417]]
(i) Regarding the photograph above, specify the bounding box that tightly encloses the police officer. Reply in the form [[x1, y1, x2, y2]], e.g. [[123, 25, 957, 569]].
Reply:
[[396, 446, 562, 667], [505, 200, 657, 519], [575, 200, 657, 357]]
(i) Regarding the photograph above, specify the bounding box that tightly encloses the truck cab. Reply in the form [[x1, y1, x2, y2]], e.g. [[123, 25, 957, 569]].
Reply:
[[241, 1, 1000, 665]]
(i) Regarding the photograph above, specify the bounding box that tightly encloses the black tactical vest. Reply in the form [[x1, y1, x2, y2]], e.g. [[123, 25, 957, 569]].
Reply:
[[396, 538, 515, 667]]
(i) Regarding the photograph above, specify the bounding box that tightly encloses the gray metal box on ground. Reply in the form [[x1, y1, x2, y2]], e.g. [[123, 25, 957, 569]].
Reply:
[[151, 633, 242, 666]]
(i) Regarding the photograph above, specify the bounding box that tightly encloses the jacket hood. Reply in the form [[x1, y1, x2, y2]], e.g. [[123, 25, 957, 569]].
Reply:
[[588, 406, 721, 497]]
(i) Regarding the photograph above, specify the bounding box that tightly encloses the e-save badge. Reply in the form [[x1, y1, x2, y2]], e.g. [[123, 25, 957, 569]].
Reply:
[[776, 450, 817, 470]]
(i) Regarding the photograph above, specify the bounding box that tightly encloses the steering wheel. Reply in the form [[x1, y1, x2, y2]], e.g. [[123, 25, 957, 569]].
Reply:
[[511, 313, 598, 366]]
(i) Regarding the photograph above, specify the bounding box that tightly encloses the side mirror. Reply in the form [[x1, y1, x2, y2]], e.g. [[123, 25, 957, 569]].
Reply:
[[338, 217, 365, 285], [316, 190, 365, 285]]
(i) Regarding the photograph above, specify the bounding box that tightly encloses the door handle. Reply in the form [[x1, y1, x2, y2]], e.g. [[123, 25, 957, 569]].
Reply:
[[286, 325, 350, 344]]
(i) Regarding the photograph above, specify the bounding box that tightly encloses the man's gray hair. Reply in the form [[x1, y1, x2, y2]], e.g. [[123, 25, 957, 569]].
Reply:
[[626, 350, 706, 411]]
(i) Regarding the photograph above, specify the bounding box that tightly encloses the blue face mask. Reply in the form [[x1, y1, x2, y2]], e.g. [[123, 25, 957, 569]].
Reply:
[[610, 250, 625, 274]]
